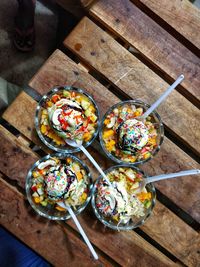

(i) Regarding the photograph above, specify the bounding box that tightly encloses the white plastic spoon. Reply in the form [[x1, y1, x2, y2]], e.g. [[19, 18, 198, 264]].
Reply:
[[66, 139, 112, 187], [136, 169, 200, 193], [57, 201, 98, 260], [139, 74, 184, 120]]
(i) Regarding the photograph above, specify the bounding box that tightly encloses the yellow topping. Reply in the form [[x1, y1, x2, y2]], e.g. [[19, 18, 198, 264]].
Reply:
[[83, 132, 92, 142], [76, 171, 83, 181], [103, 129, 114, 139], [34, 197, 41, 204], [55, 205, 66, 211], [41, 125, 48, 134]]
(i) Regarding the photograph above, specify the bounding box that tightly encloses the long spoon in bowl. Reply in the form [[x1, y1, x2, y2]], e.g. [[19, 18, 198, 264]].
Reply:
[[138, 74, 184, 120], [66, 139, 112, 187], [135, 169, 200, 194], [57, 201, 98, 260]]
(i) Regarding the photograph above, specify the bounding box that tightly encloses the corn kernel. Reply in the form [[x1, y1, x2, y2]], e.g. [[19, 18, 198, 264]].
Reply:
[[104, 118, 110, 125], [47, 101, 53, 107], [76, 171, 83, 181], [103, 129, 114, 139], [82, 192, 87, 201], [56, 206, 66, 211], [41, 125, 47, 134], [34, 197, 41, 203], [83, 132, 92, 142], [129, 156, 136, 163], [143, 152, 151, 160], [32, 171, 40, 178], [66, 158, 72, 163], [148, 138, 157, 146]]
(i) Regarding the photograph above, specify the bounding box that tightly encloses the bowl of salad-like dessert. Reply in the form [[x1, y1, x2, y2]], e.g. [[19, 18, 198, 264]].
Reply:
[[26, 154, 93, 220], [99, 100, 164, 165], [91, 165, 156, 230], [35, 86, 100, 153]]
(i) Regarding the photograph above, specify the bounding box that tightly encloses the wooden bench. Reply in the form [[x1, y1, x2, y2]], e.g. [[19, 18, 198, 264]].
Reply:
[[1, 0, 199, 266]]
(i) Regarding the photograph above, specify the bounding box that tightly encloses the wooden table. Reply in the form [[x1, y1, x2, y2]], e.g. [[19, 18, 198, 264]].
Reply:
[[0, 0, 200, 266]]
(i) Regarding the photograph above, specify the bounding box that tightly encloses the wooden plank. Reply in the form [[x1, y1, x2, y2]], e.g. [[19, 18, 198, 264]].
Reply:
[[141, 201, 200, 267], [27, 51, 200, 265], [67, 207, 178, 267], [64, 17, 200, 156], [1, 108, 198, 266], [136, 0, 200, 50], [3, 91, 37, 141], [4, 90, 200, 222], [0, 178, 110, 267], [0, 126, 175, 267], [0, 125, 38, 188], [28, 49, 200, 222], [89, 0, 200, 103]]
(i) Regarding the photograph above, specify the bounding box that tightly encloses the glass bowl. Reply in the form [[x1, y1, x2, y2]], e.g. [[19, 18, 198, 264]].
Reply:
[[99, 100, 164, 165], [26, 153, 93, 220], [91, 165, 156, 230], [35, 86, 100, 153]]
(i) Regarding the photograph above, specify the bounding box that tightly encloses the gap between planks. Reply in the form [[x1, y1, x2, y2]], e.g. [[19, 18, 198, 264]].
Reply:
[[130, 0, 200, 56], [0, 125, 177, 267], [88, 0, 200, 105]]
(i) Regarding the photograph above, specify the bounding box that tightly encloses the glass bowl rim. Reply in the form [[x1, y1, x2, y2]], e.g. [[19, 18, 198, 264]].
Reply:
[[25, 152, 93, 220], [99, 100, 164, 166], [91, 164, 156, 230], [35, 85, 100, 153]]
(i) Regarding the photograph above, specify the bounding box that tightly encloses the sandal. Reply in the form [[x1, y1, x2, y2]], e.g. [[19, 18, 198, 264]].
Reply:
[[13, 26, 35, 52]]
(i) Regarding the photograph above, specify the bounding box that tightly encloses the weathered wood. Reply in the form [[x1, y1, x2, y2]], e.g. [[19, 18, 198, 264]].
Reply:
[[55, 0, 96, 19], [67, 207, 178, 267], [3, 91, 37, 141], [0, 178, 110, 267], [0, 125, 175, 267], [27, 50, 200, 264], [89, 0, 200, 103], [136, 0, 200, 50], [4, 90, 200, 222], [0, 125, 38, 188], [141, 202, 200, 267], [143, 137, 200, 223], [64, 17, 200, 156], [28, 50, 200, 222]]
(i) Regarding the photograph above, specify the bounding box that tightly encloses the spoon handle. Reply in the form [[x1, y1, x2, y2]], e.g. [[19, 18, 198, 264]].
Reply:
[[80, 145, 112, 186], [67, 205, 99, 260], [146, 169, 200, 184], [140, 74, 184, 120]]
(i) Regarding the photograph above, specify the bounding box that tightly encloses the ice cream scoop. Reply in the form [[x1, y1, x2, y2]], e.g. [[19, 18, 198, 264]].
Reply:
[[96, 179, 145, 224], [48, 98, 84, 140], [40, 162, 77, 201], [117, 119, 149, 154]]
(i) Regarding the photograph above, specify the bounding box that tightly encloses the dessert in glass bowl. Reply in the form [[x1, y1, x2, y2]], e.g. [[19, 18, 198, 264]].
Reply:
[[26, 154, 92, 220], [91, 165, 156, 230], [100, 100, 164, 165], [35, 86, 100, 153]]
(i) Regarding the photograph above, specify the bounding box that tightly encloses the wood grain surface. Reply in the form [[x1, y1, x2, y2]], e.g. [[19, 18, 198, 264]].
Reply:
[[0, 178, 111, 267], [136, 0, 200, 50], [1, 92, 199, 266], [28, 51, 200, 265], [89, 0, 200, 103], [64, 17, 200, 156], [0, 126, 175, 267], [28, 49, 200, 223]]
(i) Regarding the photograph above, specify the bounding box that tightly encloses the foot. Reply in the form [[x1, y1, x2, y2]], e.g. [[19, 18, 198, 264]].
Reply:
[[13, 0, 36, 52]]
